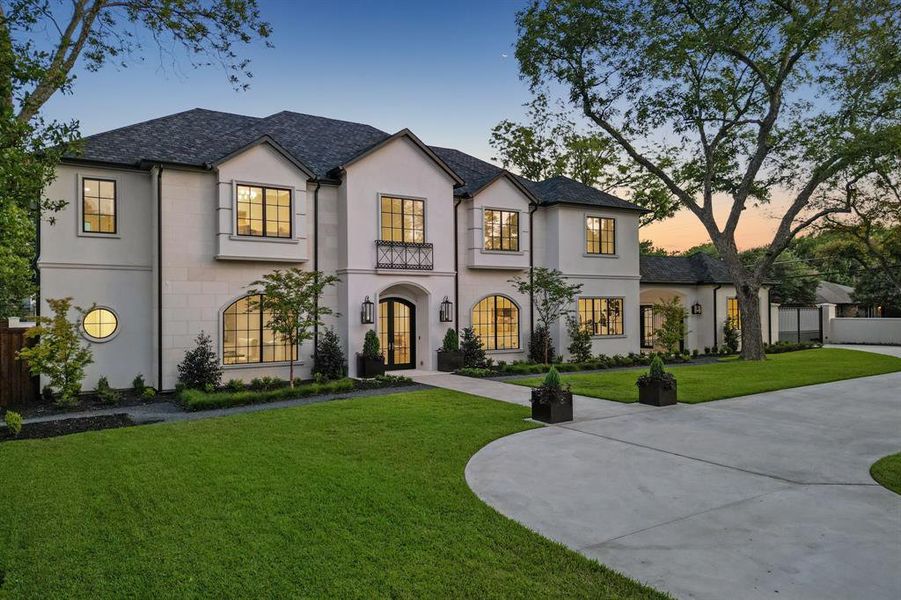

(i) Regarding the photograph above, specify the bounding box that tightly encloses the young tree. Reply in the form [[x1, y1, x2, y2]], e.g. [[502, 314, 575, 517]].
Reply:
[[16, 297, 93, 406], [176, 331, 222, 391], [313, 327, 347, 381], [565, 315, 592, 362], [514, 0, 900, 359], [510, 267, 583, 364], [0, 0, 273, 311], [459, 327, 488, 368], [652, 298, 688, 355], [248, 269, 339, 386]]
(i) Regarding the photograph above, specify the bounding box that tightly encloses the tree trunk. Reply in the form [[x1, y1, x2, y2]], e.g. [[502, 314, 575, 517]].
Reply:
[[736, 282, 765, 360]]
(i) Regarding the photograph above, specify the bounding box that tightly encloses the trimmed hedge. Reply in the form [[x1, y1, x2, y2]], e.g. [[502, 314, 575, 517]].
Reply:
[[456, 352, 692, 378], [764, 341, 822, 354], [180, 375, 413, 411]]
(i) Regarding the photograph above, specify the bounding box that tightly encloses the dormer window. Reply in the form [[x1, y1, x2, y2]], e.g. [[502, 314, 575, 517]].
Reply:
[[586, 216, 615, 255], [236, 185, 292, 238], [483, 209, 519, 251]]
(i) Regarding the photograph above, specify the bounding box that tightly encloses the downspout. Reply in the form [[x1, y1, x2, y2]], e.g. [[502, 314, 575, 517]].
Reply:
[[312, 181, 321, 362], [528, 202, 538, 336], [34, 202, 41, 318], [157, 166, 164, 390], [712, 284, 721, 349], [453, 196, 463, 331]]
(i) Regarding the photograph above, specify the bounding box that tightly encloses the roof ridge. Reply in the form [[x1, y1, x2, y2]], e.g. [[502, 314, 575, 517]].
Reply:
[[80, 108, 258, 141]]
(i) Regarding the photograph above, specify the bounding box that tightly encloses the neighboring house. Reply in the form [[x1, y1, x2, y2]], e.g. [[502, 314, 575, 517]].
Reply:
[[639, 254, 772, 351], [40, 108, 770, 390], [815, 281, 879, 317]]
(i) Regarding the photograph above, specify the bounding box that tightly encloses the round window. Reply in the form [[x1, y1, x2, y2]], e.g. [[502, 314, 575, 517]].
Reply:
[[83, 307, 118, 341]]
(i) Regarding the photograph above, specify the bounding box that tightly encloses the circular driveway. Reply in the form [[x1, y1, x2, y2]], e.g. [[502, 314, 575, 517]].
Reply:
[[466, 371, 901, 600]]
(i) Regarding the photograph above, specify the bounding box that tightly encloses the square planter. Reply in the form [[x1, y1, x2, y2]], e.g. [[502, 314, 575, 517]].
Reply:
[[638, 380, 677, 406], [356, 355, 386, 378], [530, 388, 574, 424], [436, 350, 463, 372]]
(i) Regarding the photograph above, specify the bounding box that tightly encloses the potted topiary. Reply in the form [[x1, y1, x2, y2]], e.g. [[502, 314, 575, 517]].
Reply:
[[636, 355, 677, 406], [357, 330, 386, 378], [530, 367, 573, 423], [436, 328, 463, 372]]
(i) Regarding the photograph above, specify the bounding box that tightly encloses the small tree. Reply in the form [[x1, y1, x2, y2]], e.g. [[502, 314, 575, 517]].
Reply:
[[722, 320, 741, 354], [653, 298, 688, 354], [440, 328, 460, 352], [17, 297, 93, 406], [528, 326, 556, 364], [510, 267, 583, 364], [248, 269, 340, 386], [362, 330, 382, 359], [565, 315, 592, 362], [177, 331, 222, 390], [314, 327, 346, 381], [460, 327, 488, 368]]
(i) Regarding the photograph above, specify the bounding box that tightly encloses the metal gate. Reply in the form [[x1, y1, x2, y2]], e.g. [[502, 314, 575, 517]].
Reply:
[[778, 306, 823, 343]]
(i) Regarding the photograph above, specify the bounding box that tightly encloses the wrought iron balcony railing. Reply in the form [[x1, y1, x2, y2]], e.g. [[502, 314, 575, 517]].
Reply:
[[376, 240, 434, 270]]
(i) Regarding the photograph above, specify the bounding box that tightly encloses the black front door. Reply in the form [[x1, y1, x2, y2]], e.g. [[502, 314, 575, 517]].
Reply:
[[378, 298, 416, 370]]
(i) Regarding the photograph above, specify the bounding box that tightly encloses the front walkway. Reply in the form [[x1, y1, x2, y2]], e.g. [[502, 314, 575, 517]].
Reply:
[[414, 368, 901, 600]]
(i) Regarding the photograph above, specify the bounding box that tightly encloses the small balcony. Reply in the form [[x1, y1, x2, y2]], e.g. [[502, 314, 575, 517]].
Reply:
[[376, 240, 434, 271]]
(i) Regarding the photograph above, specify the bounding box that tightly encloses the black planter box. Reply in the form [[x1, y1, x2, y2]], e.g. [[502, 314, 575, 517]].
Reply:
[[356, 355, 386, 378], [530, 389, 574, 423], [638, 380, 677, 406], [436, 350, 463, 372]]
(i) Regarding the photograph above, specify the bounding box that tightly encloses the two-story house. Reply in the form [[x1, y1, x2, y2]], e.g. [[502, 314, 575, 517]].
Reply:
[[40, 108, 772, 390]]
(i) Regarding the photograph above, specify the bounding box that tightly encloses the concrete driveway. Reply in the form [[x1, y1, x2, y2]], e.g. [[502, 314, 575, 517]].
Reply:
[[464, 371, 901, 600]]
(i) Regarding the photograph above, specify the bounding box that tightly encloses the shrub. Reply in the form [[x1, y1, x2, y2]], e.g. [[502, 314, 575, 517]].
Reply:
[[637, 355, 676, 390], [361, 330, 381, 359], [4, 411, 23, 436], [542, 366, 561, 390], [653, 298, 689, 354], [181, 378, 357, 411], [454, 367, 495, 378], [460, 327, 488, 368], [356, 374, 415, 389], [141, 387, 157, 400], [440, 328, 460, 352], [132, 373, 147, 396], [225, 378, 245, 392], [704, 346, 711, 355], [528, 325, 555, 364], [95, 376, 121, 405], [692, 349, 699, 358], [314, 327, 346, 381], [177, 331, 222, 390], [249, 376, 286, 391], [17, 297, 93, 407], [764, 341, 821, 354], [722, 320, 740, 354]]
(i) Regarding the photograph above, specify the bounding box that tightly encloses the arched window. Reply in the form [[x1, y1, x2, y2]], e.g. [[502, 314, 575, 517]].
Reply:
[[222, 295, 296, 365], [472, 295, 519, 350]]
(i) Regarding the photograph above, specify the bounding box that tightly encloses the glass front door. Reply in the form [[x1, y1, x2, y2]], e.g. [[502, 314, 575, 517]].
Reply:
[[378, 298, 416, 370]]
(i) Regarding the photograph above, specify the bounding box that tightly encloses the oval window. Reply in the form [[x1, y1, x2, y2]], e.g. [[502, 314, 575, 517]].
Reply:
[[83, 307, 118, 341]]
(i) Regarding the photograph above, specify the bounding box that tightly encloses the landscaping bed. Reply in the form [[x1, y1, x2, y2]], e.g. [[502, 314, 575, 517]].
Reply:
[[509, 348, 901, 404], [0, 389, 668, 599], [0, 414, 136, 442]]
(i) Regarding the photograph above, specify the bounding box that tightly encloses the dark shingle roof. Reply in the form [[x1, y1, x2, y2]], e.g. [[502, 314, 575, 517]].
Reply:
[[70, 108, 645, 211], [816, 281, 855, 304], [640, 254, 734, 284]]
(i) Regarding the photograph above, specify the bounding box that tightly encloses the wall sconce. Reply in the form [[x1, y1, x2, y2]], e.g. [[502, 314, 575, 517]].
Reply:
[[439, 296, 454, 323], [361, 296, 375, 324], [691, 303, 703, 315]]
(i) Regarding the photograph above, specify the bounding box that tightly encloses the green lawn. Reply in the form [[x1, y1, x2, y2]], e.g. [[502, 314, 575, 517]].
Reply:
[[511, 349, 901, 404], [0, 390, 667, 599], [870, 452, 901, 495]]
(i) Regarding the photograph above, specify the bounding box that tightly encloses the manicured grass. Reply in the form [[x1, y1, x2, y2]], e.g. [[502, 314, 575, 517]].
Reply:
[[870, 452, 901, 495], [510, 349, 901, 404], [0, 389, 667, 599]]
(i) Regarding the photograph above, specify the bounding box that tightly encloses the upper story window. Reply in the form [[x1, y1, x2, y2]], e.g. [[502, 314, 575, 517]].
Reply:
[[586, 216, 615, 255], [483, 209, 519, 251], [727, 297, 741, 329], [472, 295, 520, 350], [579, 297, 624, 336], [380, 196, 424, 243], [236, 185, 292, 239], [223, 294, 296, 365], [82, 178, 117, 234]]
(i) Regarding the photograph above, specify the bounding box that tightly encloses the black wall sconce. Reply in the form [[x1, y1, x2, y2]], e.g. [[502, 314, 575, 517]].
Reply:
[[439, 296, 454, 322], [361, 296, 375, 324], [691, 302, 703, 315]]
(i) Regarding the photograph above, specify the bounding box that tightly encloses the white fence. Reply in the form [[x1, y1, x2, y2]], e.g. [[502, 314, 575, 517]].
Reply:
[[827, 317, 901, 345]]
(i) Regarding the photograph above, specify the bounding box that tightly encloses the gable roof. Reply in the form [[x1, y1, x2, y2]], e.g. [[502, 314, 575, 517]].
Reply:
[[640, 254, 734, 285], [68, 108, 646, 212], [816, 281, 855, 304]]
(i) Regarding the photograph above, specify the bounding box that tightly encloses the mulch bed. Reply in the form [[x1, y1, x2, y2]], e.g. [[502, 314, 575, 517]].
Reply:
[[0, 414, 138, 442]]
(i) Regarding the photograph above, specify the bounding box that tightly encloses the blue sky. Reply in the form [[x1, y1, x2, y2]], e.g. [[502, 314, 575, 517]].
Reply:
[[41, 0, 533, 162]]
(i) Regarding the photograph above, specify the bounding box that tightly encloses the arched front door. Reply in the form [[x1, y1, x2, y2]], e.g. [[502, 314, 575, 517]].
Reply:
[[378, 298, 416, 370]]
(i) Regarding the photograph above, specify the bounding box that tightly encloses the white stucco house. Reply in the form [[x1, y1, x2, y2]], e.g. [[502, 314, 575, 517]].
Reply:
[[39, 108, 773, 390]]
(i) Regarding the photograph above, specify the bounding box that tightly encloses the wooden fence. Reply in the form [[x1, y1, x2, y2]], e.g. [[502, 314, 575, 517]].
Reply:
[[0, 319, 38, 407]]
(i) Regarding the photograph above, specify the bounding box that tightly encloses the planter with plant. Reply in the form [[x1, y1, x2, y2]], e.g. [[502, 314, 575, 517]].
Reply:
[[636, 355, 677, 406], [357, 330, 386, 378], [436, 328, 463, 372], [530, 367, 573, 423]]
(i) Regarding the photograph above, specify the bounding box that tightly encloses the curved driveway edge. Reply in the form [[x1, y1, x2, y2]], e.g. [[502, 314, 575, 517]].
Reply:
[[465, 372, 901, 600]]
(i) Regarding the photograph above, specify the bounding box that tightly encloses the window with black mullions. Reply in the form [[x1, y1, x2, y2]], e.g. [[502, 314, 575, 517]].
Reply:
[[82, 178, 117, 234], [585, 216, 615, 255], [578, 297, 624, 336], [483, 209, 519, 251], [236, 185, 292, 238]]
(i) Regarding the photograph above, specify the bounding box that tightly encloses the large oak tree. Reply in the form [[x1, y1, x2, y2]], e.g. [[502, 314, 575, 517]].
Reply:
[[514, 0, 900, 359]]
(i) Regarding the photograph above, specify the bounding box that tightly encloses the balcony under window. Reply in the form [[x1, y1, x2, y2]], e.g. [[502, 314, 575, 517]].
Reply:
[[376, 240, 434, 270]]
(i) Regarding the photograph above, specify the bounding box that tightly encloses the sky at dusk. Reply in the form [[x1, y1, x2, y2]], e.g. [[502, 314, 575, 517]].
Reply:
[[39, 0, 783, 252]]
